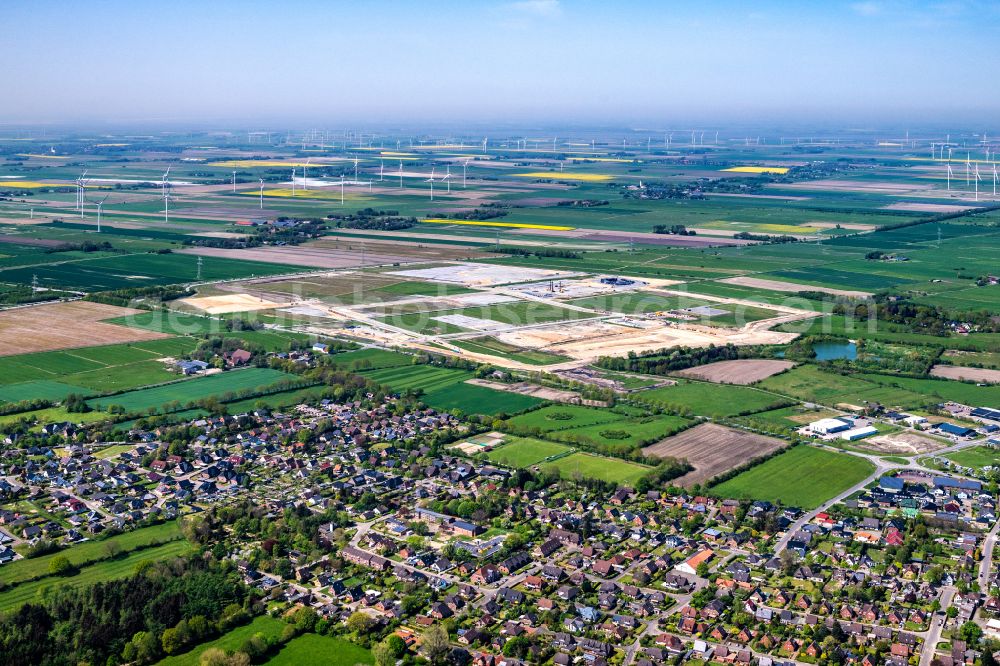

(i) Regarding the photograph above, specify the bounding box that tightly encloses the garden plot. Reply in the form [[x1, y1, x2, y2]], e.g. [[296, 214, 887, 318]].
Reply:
[[389, 262, 582, 287]]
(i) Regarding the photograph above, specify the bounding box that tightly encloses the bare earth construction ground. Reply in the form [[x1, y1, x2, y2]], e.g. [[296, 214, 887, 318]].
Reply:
[[675, 359, 794, 384], [642, 422, 786, 487], [0, 301, 169, 356]]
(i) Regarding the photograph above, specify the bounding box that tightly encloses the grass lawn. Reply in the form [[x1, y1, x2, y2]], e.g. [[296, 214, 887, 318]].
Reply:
[[0, 406, 112, 427], [264, 634, 373, 665], [0, 539, 192, 611], [944, 446, 1000, 470], [157, 616, 286, 666], [639, 380, 790, 417], [712, 446, 875, 509], [486, 436, 573, 467], [540, 451, 652, 485]]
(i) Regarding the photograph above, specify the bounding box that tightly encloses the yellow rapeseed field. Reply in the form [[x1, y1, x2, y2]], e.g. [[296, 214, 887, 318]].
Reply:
[[16, 153, 67, 160], [0, 180, 73, 189], [421, 218, 574, 231], [514, 172, 613, 182], [721, 166, 790, 174]]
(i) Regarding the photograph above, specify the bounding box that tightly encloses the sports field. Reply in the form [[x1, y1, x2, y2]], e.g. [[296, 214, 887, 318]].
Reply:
[[712, 446, 875, 509], [540, 451, 652, 485], [486, 436, 574, 467], [503, 404, 626, 432]]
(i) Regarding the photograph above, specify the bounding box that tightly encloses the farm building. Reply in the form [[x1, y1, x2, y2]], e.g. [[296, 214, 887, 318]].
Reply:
[[175, 359, 209, 375], [972, 407, 1000, 423], [902, 414, 928, 427], [840, 425, 878, 441], [936, 423, 976, 438], [809, 417, 853, 436]]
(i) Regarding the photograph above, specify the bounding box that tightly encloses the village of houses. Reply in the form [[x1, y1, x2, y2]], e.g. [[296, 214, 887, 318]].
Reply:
[[1, 382, 1000, 665]]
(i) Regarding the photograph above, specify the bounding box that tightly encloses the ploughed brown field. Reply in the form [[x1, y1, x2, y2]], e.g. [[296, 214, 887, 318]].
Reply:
[[0, 301, 169, 356], [674, 359, 794, 385], [642, 422, 787, 487]]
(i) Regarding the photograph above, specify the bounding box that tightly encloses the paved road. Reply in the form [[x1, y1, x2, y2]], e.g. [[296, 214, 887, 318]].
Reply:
[[921, 587, 956, 666], [980, 517, 1000, 593]]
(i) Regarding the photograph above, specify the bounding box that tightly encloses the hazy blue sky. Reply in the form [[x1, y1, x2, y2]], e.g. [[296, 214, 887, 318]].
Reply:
[[3, 0, 999, 126]]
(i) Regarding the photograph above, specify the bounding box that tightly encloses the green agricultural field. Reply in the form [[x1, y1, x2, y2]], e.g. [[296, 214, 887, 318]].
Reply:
[[486, 436, 574, 467], [264, 634, 373, 666], [0, 539, 192, 612], [0, 379, 92, 402], [758, 364, 930, 409], [109, 311, 228, 336], [0, 521, 182, 587], [550, 414, 693, 449], [944, 446, 1000, 470], [712, 446, 875, 509], [0, 252, 304, 292], [422, 382, 542, 415], [639, 380, 790, 417], [504, 404, 626, 432], [157, 616, 287, 666], [328, 348, 413, 371], [540, 451, 652, 485], [87, 367, 296, 413], [856, 373, 1000, 409], [360, 364, 472, 393], [0, 406, 112, 427]]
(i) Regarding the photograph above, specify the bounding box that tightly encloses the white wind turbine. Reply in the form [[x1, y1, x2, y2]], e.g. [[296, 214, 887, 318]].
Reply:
[[993, 162, 999, 196], [340, 175, 345, 204], [442, 166, 452, 193], [966, 153, 971, 186], [75, 170, 89, 212], [302, 158, 311, 191], [379, 160, 384, 182], [291, 168, 296, 197], [259, 178, 264, 209], [975, 163, 983, 201], [232, 171, 237, 193], [90, 194, 109, 232], [161, 166, 171, 198], [353, 157, 359, 183], [398, 161, 404, 188], [482, 136, 487, 153], [426, 167, 436, 201], [947, 164, 954, 191], [462, 159, 470, 188]]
